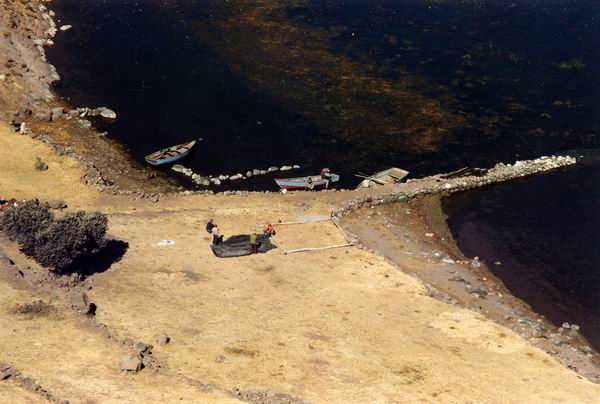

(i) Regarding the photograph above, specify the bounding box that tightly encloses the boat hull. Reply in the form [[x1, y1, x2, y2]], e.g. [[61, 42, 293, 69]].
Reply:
[[275, 174, 340, 190], [145, 139, 197, 165], [146, 149, 192, 166]]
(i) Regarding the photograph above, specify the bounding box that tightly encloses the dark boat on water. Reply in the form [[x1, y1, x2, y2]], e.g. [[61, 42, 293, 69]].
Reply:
[[144, 139, 198, 166]]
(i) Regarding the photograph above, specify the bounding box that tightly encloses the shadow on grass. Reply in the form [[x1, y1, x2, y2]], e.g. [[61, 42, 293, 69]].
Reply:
[[64, 239, 129, 277]]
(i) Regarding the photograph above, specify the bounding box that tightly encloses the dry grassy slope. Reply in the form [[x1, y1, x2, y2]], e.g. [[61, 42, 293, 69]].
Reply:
[[1, 123, 600, 402]]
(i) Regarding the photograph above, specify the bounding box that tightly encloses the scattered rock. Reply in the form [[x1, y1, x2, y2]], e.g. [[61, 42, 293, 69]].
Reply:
[[0, 364, 20, 380], [157, 332, 170, 346], [33, 109, 52, 122], [34, 157, 48, 171], [59, 24, 73, 32], [470, 257, 482, 269], [69, 291, 96, 315], [51, 107, 64, 121], [120, 355, 143, 372], [98, 107, 117, 120], [134, 341, 148, 353], [141, 355, 156, 369]]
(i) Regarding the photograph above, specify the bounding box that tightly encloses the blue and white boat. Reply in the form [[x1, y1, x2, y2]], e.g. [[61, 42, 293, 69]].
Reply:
[[145, 139, 198, 166]]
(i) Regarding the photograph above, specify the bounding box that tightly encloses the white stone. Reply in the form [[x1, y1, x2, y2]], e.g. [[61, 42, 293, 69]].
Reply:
[[59, 25, 73, 32], [280, 165, 292, 171], [98, 107, 117, 119], [0, 74, 5, 81]]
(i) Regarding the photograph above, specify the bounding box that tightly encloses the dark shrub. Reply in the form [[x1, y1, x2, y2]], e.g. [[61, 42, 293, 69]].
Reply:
[[1, 199, 53, 254], [33, 211, 108, 272]]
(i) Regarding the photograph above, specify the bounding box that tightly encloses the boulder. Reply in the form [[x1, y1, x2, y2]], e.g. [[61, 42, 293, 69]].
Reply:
[[171, 164, 186, 173], [69, 291, 96, 315], [268, 166, 279, 172], [280, 165, 292, 171], [34, 157, 48, 171], [120, 355, 143, 372], [98, 107, 117, 120], [157, 332, 170, 346], [0, 74, 6, 81], [246, 171, 253, 177], [252, 169, 261, 176], [141, 355, 156, 369], [33, 109, 52, 122], [292, 165, 300, 169], [133, 341, 148, 353], [59, 24, 72, 32], [51, 107, 64, 121]]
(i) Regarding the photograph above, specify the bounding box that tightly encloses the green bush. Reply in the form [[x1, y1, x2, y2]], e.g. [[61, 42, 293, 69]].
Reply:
[[1, 201, 108, 273], [1, 200, 53, 254]]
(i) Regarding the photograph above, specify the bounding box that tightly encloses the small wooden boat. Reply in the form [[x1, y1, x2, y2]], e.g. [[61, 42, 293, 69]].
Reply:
[[275, 173, 340, 191], [144, 139, 198, 166], [356, 167, 409, 188]]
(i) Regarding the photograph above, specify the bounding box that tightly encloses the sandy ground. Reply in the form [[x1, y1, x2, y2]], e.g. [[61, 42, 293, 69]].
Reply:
[[2, 123, 600, 402]]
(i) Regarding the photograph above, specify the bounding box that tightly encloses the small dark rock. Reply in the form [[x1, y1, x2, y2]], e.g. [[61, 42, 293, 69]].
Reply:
[[34, 157, 48, 171]]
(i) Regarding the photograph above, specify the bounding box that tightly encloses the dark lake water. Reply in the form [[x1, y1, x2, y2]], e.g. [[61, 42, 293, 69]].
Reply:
[[444, 156, 600, 348], [47, 1, 599, 344]]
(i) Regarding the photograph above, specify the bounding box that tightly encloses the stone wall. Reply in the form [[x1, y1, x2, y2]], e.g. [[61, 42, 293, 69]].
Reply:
[[332, 155, 576, 217]]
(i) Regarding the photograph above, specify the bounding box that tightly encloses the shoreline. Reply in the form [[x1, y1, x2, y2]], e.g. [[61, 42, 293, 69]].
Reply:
[[340, 194, 600, 382], [1, 0, 600, 399]]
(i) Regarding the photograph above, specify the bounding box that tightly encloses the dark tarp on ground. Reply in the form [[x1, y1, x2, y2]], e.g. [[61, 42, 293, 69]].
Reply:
[[211, 234, 276, 258]]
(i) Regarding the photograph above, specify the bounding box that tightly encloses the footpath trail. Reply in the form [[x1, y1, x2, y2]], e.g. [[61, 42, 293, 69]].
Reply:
[[1, 123, 600, 402]]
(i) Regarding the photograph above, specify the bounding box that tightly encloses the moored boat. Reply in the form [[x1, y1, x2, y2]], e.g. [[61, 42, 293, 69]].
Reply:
[[275, 173, 340, 190], [356, 167, 409, 188], [144, 139, 198, 166]]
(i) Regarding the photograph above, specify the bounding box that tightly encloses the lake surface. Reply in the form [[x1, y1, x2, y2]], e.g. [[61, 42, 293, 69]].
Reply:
[[47, 1, 599, 344], [47, 0, 599, 189], [444, 156, 600, 347]]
